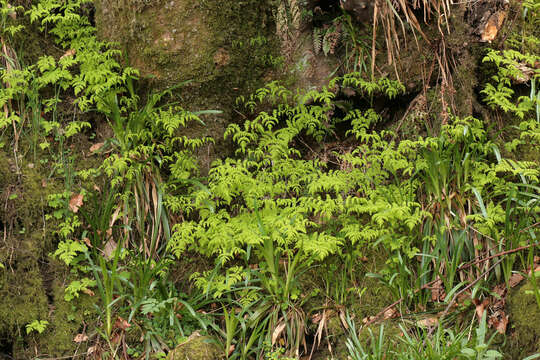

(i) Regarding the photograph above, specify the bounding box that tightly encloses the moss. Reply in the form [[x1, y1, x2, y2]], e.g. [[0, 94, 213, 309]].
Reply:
[[166, 333, 222, 360], [94, 0, 280, 161], [0, 150, 83, 358], [503, 281, 540, 359]]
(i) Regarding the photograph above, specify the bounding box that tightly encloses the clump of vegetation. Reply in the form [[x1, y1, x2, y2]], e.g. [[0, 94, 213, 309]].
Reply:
[[0, 0, 538, 359]]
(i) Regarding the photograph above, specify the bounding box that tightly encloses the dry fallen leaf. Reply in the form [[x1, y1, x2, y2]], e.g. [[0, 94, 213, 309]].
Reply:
[[339, 309, 349, 330], [73, 333, 88, 343], [362, 316, 374, 324], [228, 344, 235, 357], [431, 279, 445, 302], [383, 307, 398, 320], [114, 316, 130, 331], [89, 142, 104, 153], [474, 298, 490, 320], [103, 239, 117, 259], [494, 314, 509, 334], [481, 10, 507, 42], [311, 312, 323, 324], [271, 322, 287, 345], [82, 237, 92, 248], [82, 288, 95, 296], [69, 193, 84, 213], [508, 273, 525, 288], [60, 49, 76, 60], [417, 317, 438, 327]]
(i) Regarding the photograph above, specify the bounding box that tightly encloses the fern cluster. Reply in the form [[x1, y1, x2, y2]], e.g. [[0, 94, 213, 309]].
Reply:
[[167, 71, 538, 306]]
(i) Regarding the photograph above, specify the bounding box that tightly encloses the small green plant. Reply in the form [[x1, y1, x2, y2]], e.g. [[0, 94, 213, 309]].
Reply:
[[460, 313, 503, 359], [64, 277, 96, 301], [26, 320, 49, 335]]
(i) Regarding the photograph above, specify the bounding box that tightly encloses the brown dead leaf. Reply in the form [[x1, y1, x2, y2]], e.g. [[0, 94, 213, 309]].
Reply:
[[87, 345, 96, 354], [417, 317, 438, 328], [114, 316, 130, 331], [313, 310, 327, 349], [481, 10, 507, 42], [493, 313, 509, 334], [60, 49, 76, 60], [110, 333, 122, 345], [103, 239, 117, 259], [89, 142, 104, 153], [271, 322, 287, 345], [509, 273, 525, 288], [339, 309, 349, 330], [69, 193, 84, 213], [383, 307, 398, 320], [362, 316, 374, 324], [493, 283, 506, 298], [82, 288, 95, 297], [82, 237, 92, 248], [311, 312, 323, 324], [73, 333, 88, 343], [474, 298, 490, 320], [41, 179, 47, 188], [431, 279, 445, 302]]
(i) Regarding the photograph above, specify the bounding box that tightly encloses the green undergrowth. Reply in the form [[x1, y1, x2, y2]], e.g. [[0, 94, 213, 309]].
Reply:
[[0, 0, 539, 359]]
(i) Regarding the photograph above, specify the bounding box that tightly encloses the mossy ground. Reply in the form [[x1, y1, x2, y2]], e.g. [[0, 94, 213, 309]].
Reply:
[[503, 281, 540, 359]]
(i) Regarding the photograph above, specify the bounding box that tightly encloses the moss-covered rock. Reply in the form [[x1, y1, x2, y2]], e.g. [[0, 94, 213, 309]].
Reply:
[[503, 281, 540, 359], [94, 0, 280, 155], [0, 152, 90, 358], [166, 333, 222, 360]]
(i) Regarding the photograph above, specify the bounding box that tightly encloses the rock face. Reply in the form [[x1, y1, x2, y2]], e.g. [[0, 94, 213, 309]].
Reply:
[[505, 281, 540, 358], [93, 0, 279, 163], [166, 333, 222, 360], [93, 0, 277, 105]]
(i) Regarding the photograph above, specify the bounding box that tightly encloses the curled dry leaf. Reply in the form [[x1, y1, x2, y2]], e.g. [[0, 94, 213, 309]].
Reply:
[[82, 288, 95, 297], [508, 272, 525, 288], [82, 237, 92, 248], [417, 317, 438, 328], [89, 142, 104, 153], [73, 333, 89, 343], [114, 316, 130, 331], [60, 49, 76, 60], [103, 239, 117, 259], [480, 10, 507, 42], [383, 307, 398, 320], [474, 298, 490, 320], [339, 309, 348, 330], [69, 193, 84, 213], [271, 322, 287, 345]]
